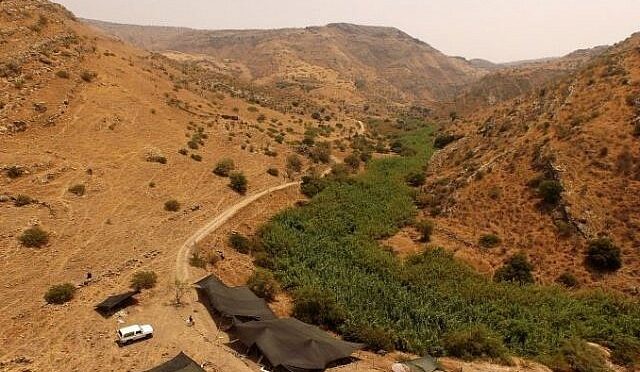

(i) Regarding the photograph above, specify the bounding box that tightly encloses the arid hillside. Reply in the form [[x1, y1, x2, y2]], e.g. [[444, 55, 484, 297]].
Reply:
[[424, 33, 640, 293], [0, 1, 361, 370], [85, 20, 487, 106]]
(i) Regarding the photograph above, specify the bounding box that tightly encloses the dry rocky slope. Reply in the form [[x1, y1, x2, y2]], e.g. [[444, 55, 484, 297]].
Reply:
[[426, 33, 640, 293], [86, 20, 487, 106], [0, 1, 358, 370]]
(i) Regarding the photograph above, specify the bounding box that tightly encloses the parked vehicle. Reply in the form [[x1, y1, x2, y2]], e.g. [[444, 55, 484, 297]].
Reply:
[[116, 324, 153, 345]]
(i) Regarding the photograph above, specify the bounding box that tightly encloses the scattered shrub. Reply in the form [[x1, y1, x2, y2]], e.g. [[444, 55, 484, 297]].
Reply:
[[178, 148, 188, 156], [229, 233, 251, 254], [164, 199, 180, 212], [293, 287, 346, 329], [267, 168, 279, 177], [213, 159, 235, 177], [606, 336, 640, 367], [19, 226, 49, 247], [130, 271, 158, 290], [434, 134, 458, 149], [286, 155, 303, 174], [406, 172, 426, 187], [309, 142, 332, 164], [585, 237, 622, 272], [253, 251, 275, 270], [301, 174, 326, 198], [229, 171, 248, 194], [494, 252, 534, 284], [343, 324, 396, 352], [187, 140, 199, 150], [14, 194, 33, 207], [416, 220, 435, 242], [190, 154, 202, 162], [147, 155, 167, 164], [544, 338, 608, 372], [6, 165, 24, 178], [247, 269, 280, 301], [80, 70, 97, 82], [538, 180, 563, 204], [68, 184, 86, 196], [44, 283, 76, 304], [443, 325, 509, 362], [55, 70, 70, 79], [479, 234, 501, 248], [344, 154, 361, 170], [556, 272, 579, 288]]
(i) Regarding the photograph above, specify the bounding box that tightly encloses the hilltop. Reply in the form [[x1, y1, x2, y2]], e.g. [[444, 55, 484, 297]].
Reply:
[[85, 20, 487, 106]]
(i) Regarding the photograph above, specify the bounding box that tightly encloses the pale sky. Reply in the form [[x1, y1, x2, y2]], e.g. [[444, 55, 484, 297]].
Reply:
[[55, 0, 640, 63]]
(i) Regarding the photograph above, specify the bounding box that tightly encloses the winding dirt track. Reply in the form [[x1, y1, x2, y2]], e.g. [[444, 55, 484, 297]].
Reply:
[[175, 181, 301, 282]]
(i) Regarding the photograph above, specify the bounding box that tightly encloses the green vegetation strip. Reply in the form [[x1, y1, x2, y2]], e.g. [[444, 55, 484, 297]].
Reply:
[[259, 126, 640, 363]]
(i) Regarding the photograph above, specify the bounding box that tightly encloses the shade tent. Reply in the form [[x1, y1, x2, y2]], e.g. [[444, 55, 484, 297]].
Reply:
[[94, 290, 138, 313], [144, 352, 204, 372], [194, 275, 276, 321], [234, 318, 364, 371]]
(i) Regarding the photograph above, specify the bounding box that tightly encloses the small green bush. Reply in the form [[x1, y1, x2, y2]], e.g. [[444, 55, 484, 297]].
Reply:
[[130, 271, 157, 290], [416, 220, 435, 242], [585, 237, 621, 272], [253, 251, 275, 269], [6, 165, 24, 178], [406, 172, 426, 187], [286, 155, 303, 174], [301, 174, 326, 198], [344, 154, 361, 170], [229, 233, 251, 254], [19, 226, 49, 247], [606, 335, 640, 367], [68, 184, 86, 196], [443, 325, 509, 362], [44, 283, 76, 304], [14, 194, 33, 207], [164, 199, 180, 212], [545, 338, 608, 372], [343, 323, 396, 352], [213, 159, 235, 177], [178, 148, 188, 155], [556, 272, 579, 288], [229, 171, 248, 194], [189, 252, 206, 268], [147, 155, 167, 164], [309, 142, 332, 164], [247, 269, 280, 301], [293, 287, 346, 329], [538, 180, 563, 204], [494, 252, 534, 284], [267, 168, 279, 177], [479, 234, 501, 248], [190, 154, 202, 162]]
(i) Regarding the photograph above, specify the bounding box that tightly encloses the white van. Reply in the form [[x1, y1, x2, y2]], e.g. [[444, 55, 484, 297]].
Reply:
[[116, 324, 154, 345]]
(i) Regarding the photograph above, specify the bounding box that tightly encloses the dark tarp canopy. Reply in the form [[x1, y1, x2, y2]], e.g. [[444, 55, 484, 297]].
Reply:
[[404, 356, 441, 372], [194, 275, 275, 321], [94, 290, 138, 313], [234, 318, 364, 371], [144, 352, 204, 372]]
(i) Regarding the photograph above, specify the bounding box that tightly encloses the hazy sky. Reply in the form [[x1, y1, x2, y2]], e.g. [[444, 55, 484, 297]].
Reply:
[[55, 0, 640, 63]]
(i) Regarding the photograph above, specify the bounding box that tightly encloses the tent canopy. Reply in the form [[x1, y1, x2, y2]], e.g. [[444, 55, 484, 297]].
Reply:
[[194, 275, 275, 321], [404, 356, 441, 372], [94, 290, 138, 313], [144, 352, 204, 372], [234, 318, 364, 371]]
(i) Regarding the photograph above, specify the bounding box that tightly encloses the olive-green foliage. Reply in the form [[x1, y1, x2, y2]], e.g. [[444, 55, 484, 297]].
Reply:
[[344, 153, 361, 170], [257, 126, 640, 364], [19, 226, 49, 247], [229, 171, 248, 194], [300, 173, 327, 198], [586, 237, 622, 272], [286, 154, 303, 174], [443, 325, 510, 362], [293, 287, 346, 329], [14, 194, 33, 207], [405, 171, 426, 187], [44, 283, 76, 304], [479, 234, 501, 248], [229, 233, 252, 254], [494, 253, 534, 284], [130, 271, 157, 290], [556, 272, 579, 288], [213, 158, 235, 177], [415, 220, 434, 242], [538, 180, 563, 204], [247, 269, 280, 301], [543, 338, 610, 372]]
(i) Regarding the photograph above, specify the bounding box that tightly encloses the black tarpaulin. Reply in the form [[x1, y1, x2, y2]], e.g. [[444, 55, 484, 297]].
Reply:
[[94, 290, 138, 313], [234, 318, 363, 371], [144, 352, 204, 372], [194, 275, 276, 321]]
